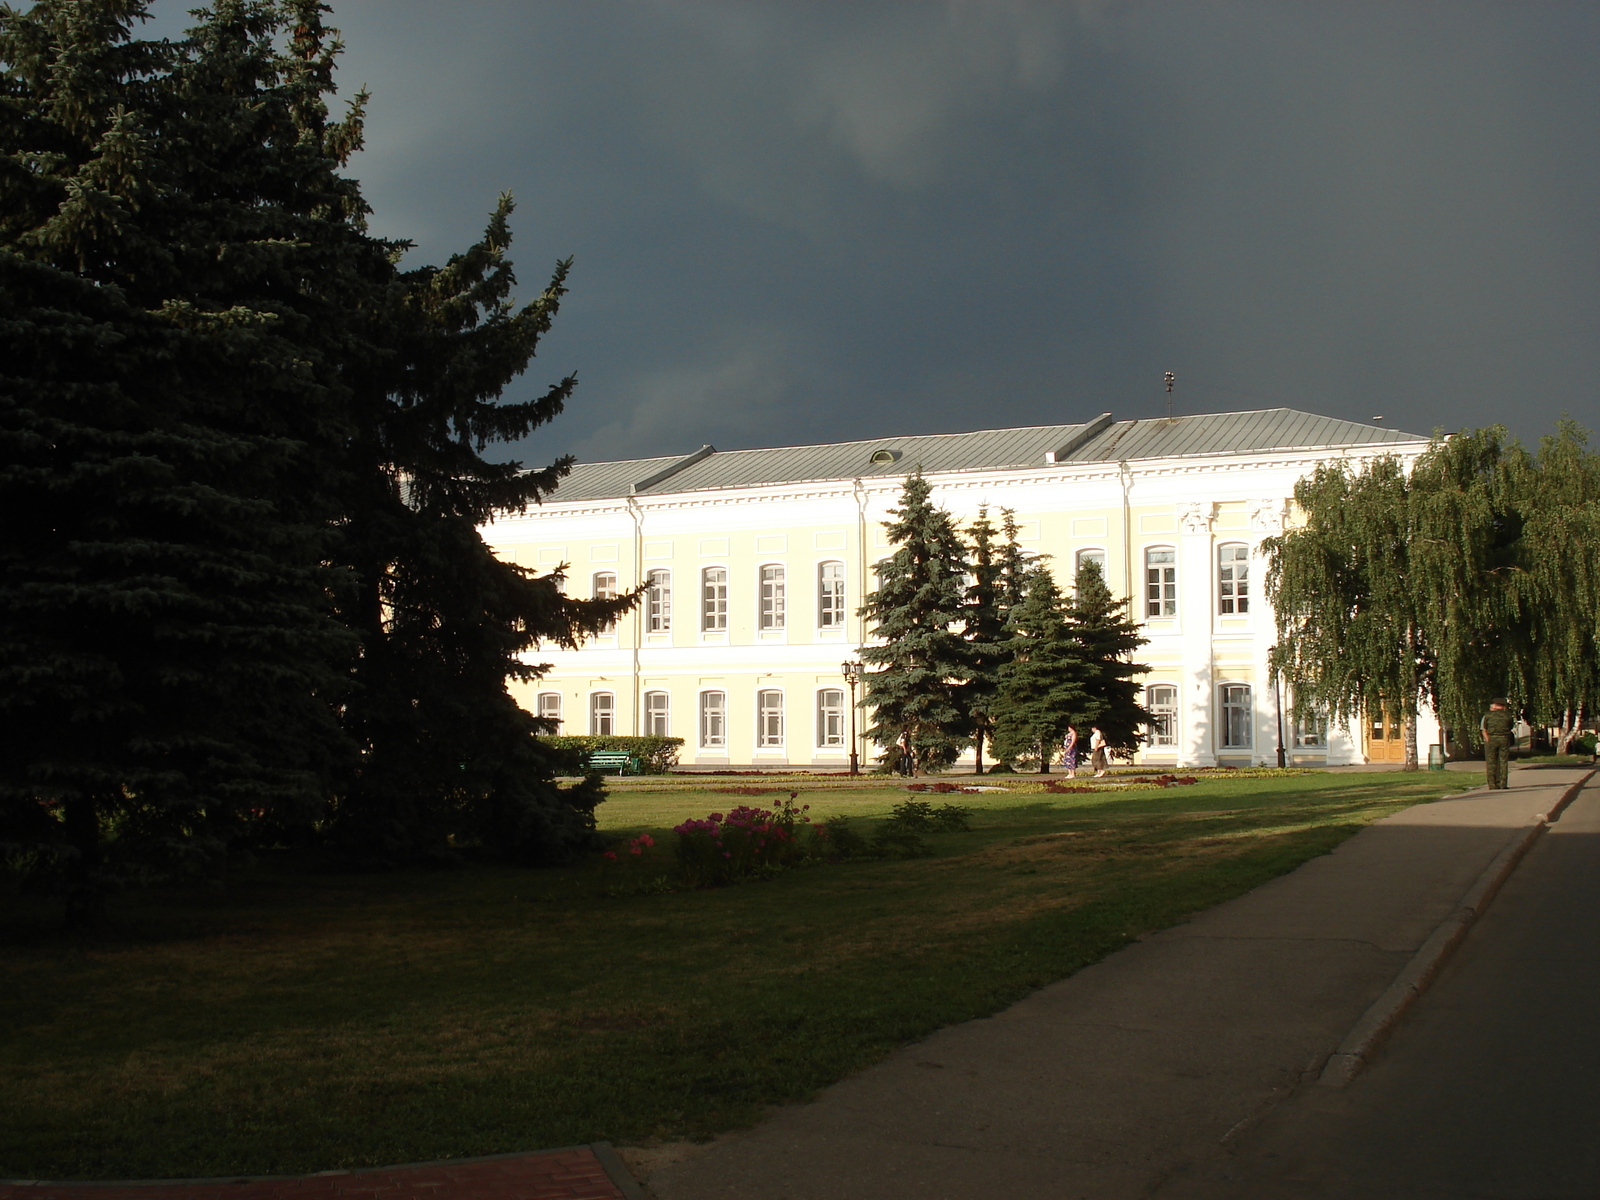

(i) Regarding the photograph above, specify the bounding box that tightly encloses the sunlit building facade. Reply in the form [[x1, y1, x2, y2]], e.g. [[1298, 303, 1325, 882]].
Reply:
[[484, 408, 1442, 769]]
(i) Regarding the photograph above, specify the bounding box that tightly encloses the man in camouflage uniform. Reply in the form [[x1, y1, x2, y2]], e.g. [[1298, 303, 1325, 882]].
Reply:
[[1480, 698, 1514, 790]]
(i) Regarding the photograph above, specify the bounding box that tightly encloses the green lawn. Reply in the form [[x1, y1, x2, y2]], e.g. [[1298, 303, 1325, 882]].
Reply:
[[0, 771, 1472, 1179]]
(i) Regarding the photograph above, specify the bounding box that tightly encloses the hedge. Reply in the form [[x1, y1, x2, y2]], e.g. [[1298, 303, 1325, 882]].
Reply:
[[542, 735, 684, 775]]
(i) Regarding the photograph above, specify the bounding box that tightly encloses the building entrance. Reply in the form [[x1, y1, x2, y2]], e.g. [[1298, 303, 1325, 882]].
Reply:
[[1366, 710, 1410, 763]]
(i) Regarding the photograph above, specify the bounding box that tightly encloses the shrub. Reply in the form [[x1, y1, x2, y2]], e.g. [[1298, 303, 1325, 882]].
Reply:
[[673, 796, 811, 887], [811, 816, 869, 860], [887, 800, 973, 832], [541, 736, 684, 774]]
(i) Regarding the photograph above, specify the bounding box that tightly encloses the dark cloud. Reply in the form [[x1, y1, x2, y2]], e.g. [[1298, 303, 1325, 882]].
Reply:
[[145, 1, 1600, 463]]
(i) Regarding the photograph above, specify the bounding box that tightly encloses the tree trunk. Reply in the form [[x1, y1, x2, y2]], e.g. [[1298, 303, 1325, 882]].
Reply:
[[1037, 739, 1050, 774], [974, 726, 985, 775], [1402, 623, 1419, 771], [1555, 706, 1579, 756]]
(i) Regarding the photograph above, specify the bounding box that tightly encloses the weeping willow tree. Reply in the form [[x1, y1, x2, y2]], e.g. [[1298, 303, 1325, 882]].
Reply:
[[1263, 456, 1432, 770], [1405, 428, 1524, 741], [1506, 422, 1600, 752], [1267, 425, 1600, 765]]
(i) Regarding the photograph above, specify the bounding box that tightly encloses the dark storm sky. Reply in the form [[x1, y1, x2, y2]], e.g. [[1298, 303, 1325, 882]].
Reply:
[[149, 2, 1600, 466]]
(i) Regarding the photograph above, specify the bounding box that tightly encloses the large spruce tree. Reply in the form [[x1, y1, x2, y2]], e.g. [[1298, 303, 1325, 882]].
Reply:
[[0, 0, 624, 912], [860, 470, 970, 770], [1065, 557, 1151, 752], [989, 566, 1091, 771]]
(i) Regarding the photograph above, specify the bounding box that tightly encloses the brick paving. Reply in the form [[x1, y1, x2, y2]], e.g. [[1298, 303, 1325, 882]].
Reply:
[[0, 1148, 634, 1200]]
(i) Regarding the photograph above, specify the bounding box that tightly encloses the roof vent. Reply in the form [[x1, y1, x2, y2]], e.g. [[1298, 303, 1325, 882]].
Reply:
[[869, 448, 901, 465]]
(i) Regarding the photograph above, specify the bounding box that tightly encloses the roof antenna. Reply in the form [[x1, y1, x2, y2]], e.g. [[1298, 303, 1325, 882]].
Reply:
[[1164, 371, 1175, 419]]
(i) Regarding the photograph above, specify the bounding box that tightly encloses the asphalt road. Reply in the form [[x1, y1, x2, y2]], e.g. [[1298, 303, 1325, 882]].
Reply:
[[1163, 776, 1600, 1200]]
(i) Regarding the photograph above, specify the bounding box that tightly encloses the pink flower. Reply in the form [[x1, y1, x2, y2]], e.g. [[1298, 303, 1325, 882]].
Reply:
[[602, 851, 617, 861]]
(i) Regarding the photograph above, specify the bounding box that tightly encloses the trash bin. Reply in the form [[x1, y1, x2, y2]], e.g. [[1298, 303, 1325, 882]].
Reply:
[[1427, 743, 1445, 771]]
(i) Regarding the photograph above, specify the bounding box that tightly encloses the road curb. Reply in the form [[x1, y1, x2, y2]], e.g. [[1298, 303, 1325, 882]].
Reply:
[[1318, 768, 1596, 1087]]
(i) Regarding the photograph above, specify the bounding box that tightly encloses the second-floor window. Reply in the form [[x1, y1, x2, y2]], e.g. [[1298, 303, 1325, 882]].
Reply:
[[1145, 548, 1177, 617], [759, 564, 786, 631], [646, 569, 672, 631], [1218, 544, 1249, 614], [818, 561, 846, 628], [593, 571, 618, 632], [702, 567, 728, 632]]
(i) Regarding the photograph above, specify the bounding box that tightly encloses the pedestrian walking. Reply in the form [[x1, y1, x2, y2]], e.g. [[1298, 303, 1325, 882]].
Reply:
[[1062, 726, 1079, 779], [897, 730, 916, 778], [1089, 724, 1108, 777], [1480, 698, 1514, 790]]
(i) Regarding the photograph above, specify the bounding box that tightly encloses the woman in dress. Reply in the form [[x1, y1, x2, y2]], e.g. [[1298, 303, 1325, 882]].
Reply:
[[1062, 726, 1079, 778]]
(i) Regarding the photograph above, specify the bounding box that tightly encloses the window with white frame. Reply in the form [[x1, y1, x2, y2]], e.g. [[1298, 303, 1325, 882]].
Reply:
[[1293, 708, 1329, 748], [1218, 544, 1249, 614], [759, 564, 786, 630], [593, 572, 617, 631], [589, 691, 614, 735], [646, 569, 671, 632], [818, 561, 846, 628], [757, 689, 785, 747], [701, 567, 728, 632], [816, 688, 845, 748], [643, 690, 670, 736], [1075, 548, 1107, 579], [699, 691, 726, 747], [1145, 547, 1177, 617], [1146, 685, 1178, 748], [1220, 684, 1252, 749], [536, 692, 562, 728]]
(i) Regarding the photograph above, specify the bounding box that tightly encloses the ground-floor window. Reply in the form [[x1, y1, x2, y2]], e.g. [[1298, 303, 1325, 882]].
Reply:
[[1220, 684, 1252, 748], [1145, 684, 1178, 747], [816, 688, 845, 747], [757, 689, 784, 747], [699, 691, 726, 748], [536, 692, 561, 728], [644, 690, 670, 736], [589, 691, 614, 735], [1292, 708, 1328, 748]]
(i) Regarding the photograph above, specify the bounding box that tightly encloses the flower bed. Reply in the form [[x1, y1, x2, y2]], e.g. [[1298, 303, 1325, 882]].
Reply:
[[673, 797, 811, 887]]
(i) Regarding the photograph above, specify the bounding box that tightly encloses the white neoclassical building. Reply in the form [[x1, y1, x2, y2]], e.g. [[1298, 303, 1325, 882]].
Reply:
[[484, 408, 1443, 769]]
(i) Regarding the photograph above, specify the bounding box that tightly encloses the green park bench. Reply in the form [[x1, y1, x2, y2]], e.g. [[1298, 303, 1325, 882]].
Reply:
[[584, 750, 640, 775]]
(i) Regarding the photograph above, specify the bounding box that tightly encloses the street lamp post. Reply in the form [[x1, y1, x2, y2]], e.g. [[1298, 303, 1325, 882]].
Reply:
[[842, 660, 863, 776]]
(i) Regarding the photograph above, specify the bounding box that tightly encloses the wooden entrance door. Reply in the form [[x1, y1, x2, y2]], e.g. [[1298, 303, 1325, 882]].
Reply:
[[1366, 711, 1409, 762]]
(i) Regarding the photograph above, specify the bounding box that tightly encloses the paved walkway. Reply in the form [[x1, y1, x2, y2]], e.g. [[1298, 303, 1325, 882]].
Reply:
[[0, 1148, 638, 1200], [646, 766, 1593, 1200], [1158, 773, 1600, 1198]]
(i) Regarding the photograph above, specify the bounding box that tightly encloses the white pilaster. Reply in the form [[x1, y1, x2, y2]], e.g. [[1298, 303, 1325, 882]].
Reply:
[[1178, 500, 1216, 767]]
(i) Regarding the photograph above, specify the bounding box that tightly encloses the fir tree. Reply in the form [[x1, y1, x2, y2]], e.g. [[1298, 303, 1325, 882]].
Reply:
[[0, 1, 627, 913], [1065, 557, 1152, 752], [860, 470, 970, 771], [958, 507, 1007, 774], [0, 0, 366, 916], [959, 505, 1035, 773], [989, 566, 1091, 771]]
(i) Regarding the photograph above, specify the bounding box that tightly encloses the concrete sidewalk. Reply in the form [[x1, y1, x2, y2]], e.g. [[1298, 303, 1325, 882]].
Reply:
[[645, 767, 1592, 1200]]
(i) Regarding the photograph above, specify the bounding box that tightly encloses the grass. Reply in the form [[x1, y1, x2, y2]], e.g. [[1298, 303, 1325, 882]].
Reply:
[[0, 770, 1473, 1180]]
